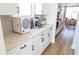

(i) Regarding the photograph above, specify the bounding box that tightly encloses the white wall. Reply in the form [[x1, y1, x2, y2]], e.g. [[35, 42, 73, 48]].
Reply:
[[0, 17, 6, 54], [72, 11, 79, 49], [1, 16, 13, 36], [42, 3, 58, 43], [71, 11, 79, 54]]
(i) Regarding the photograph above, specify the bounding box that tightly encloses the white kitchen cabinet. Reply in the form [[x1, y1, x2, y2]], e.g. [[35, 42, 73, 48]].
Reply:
[[30, 36, 41, 55], [7, 35, 41, 55], [0, 3, 32, 15], [31, 3, 42, 15], [41, 32, 47, 50], [39, 31, 49, 53], [42, 4, 48, 15], [35, 3, 42, 15], [18, 3, 31, 15], [40, 28, 52, 52], [7, 40, 32, 55], [30, 30, 49, 54], [6, 25, 52, 55], [28, 27, 52, 55], [46, 27, 52, 46], [0, 3, 18, 15]]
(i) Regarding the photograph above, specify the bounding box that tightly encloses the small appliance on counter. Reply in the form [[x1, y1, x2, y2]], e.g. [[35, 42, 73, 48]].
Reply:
[[30, 18, 34, 29], [12, 16, 31, 34], [32, 15, 47, 28]]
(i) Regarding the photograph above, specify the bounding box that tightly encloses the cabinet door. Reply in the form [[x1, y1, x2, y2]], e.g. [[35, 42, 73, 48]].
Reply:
[[7, 41, 32, 55], [18, 40, 32, 55], [0, 3, 18, 15], [46, 27, 52, 43], [45, 30, 50, 47], [18, 3, 31, 15], [40, 32, 47, 53], [31, 36, 41, 55], [35, 3, 42, 15], [40, 27, 52, 53]]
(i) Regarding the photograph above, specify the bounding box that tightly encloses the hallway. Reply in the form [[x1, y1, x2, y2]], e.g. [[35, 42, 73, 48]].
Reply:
[[42, 26, 75, 55]]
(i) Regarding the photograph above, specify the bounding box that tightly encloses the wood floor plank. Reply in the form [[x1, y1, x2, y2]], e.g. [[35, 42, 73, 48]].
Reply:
[[42, 26, 75, 55]]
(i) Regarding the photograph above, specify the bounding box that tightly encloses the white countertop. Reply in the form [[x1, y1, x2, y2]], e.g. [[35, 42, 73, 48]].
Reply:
[[4, 24, 52, 52]]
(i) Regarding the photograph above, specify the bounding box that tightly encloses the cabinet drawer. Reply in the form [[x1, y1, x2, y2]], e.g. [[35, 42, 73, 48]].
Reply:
[[7, 40, 32, 55], [40, 31, 48, 52], [30, 35, 41, 55], [40, 27, 52, 53]]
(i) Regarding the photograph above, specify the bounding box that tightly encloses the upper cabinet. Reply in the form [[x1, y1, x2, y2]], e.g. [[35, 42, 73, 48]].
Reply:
[[42, 4, 48, 15], [0, 3, 31, 15], [31, 3, 43, 16], [0, 3, 42, 16], [18, 3, 31, 15], [0, 3, 18, 15], [35, 3, 42, 15]]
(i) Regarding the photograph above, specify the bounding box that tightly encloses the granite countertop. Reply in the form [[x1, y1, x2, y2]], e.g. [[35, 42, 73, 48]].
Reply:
[[4, 24, 52, 52]]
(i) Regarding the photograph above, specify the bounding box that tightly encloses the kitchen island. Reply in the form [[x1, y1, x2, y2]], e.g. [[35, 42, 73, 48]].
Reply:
[[4, 24, 53, 55]]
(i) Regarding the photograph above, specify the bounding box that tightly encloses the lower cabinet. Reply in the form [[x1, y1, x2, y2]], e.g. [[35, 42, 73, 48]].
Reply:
[[40, 31, 47, 53], [30, 35, 41, 55], [7, 26, 52, 55], [7, 40, 32, 55], [40, 27, 52, 53], [46, 27, 53, 44]]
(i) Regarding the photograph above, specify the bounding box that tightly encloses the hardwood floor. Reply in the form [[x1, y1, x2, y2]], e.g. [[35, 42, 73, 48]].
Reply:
[[42, 26, 75, 55]]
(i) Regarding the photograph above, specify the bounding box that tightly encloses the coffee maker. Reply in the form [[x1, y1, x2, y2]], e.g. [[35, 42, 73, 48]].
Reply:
[[33, 15, 47, 28]]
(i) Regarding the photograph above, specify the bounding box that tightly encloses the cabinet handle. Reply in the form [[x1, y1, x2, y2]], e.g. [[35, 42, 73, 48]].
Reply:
[[41, 33, 44, 36], [32, 45, 34, 51], [20, 44, 26, 49], [41, 37, 44, 43], [17, 6, 19, 14]]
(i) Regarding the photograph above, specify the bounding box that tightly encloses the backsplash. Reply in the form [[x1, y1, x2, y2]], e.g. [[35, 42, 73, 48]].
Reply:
[[1, 16, 13, 36]]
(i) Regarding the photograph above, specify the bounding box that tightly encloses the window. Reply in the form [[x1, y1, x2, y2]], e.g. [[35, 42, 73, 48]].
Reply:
[[66, 7, 79, 20]]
